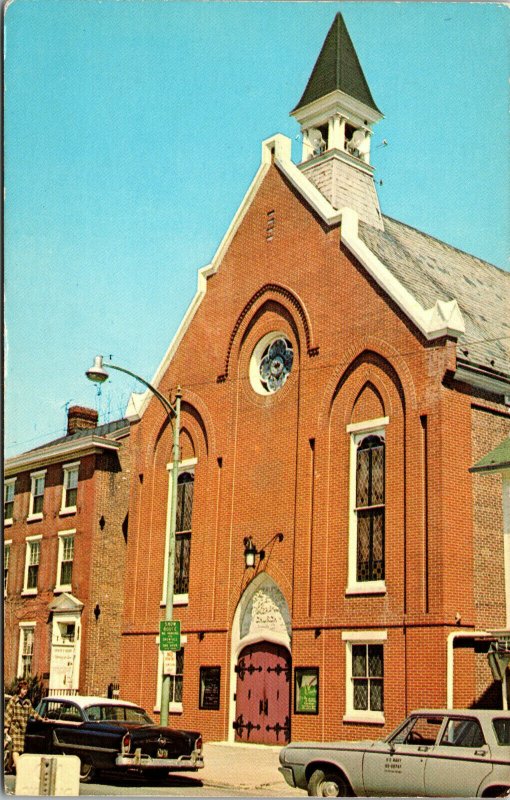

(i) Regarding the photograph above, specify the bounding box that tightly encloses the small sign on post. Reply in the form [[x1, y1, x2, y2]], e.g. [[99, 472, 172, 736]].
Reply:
[[159, 620, 181, 652], [163, 650, 177, 675]]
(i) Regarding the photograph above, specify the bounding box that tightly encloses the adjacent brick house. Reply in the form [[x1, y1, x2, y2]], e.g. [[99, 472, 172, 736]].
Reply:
[[4, 407, 130, 697], [92, 13, 510, 743]]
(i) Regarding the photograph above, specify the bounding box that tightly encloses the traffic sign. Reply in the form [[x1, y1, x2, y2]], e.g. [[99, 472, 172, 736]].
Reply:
[[159, 620, 181, 651]]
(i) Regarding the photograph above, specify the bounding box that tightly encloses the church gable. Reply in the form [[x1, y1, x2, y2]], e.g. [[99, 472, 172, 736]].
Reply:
[[128, 13, 507, 424]]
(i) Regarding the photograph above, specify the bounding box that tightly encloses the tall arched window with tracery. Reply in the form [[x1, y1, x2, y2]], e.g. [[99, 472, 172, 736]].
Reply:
[[346, 417, 388, 594], [175, 471, 194, 595], [355, 434, 385, 582]]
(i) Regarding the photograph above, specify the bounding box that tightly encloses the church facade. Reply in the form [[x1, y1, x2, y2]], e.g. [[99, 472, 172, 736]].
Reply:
[[119, 15, 510, 743]]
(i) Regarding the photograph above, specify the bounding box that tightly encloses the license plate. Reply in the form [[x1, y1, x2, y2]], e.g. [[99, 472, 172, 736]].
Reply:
[[157, 749, 168, 758]]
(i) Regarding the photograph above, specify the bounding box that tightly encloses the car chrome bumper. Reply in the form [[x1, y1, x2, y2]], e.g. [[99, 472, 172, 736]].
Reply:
[[278, 766, 296, 788], [116, 749, 204, 771]]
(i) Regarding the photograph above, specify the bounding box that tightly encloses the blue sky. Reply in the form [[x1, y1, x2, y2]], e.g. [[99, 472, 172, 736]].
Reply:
[[4, 0, 509, 457]]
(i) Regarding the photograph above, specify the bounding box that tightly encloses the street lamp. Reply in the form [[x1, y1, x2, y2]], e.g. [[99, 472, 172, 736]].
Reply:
[[86, 355, 181, 726]]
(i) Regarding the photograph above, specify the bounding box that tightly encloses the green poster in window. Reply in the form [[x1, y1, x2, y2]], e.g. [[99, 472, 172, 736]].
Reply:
[[295, 667, 319, 714]]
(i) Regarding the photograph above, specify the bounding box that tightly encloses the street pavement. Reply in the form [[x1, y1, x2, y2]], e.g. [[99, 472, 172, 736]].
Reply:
[[179, 741, 304, 796], [3, 742, 305, 796]]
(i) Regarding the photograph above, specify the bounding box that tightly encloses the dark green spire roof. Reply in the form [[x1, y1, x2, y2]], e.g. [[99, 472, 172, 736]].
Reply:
[[293, 13, 381, 114]]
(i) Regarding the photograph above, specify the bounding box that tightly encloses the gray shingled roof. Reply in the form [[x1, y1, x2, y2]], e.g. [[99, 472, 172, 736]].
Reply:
[[470, 436, 510, 472], [358, 215, 510, 376], [26, 417, 129, 455], [292, 13, 381, 115]]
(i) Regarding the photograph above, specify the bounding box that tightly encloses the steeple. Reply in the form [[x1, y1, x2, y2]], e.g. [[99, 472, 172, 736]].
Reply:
[[293, 13, 381, 118], [291, 13, 384, 230]]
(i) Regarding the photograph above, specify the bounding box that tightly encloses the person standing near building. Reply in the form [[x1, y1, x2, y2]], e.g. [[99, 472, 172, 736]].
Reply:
[[4, 680, 44, 771]]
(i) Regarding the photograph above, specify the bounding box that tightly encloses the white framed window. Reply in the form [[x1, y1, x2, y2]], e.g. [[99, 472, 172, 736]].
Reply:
[[23, 535, 42, 594], [154, 634, 187, 714], [346, 418, 388, 595], [28, 469, 46, 520], [55, 530, 75, 591], [161, 458, 197, 607], [18, 622, 36, 679], [4, 540, 12, 596], [60, 462, 79, 514], [342, 630, 386, 724], [4, 478, 16, 524]]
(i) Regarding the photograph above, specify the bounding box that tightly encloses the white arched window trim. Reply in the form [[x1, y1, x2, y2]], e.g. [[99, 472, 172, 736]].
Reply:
[[346, 417, 388, 596], [160, 457, 197, 607]]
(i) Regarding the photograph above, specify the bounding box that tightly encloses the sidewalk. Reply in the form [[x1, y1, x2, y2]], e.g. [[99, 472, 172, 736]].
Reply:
[[180, 741, 304, 795]]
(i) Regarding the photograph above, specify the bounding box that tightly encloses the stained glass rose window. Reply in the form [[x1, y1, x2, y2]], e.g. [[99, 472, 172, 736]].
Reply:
[[258, 337, 294, 393]]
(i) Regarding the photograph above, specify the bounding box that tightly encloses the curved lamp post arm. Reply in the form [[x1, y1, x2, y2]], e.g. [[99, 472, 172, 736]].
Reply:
[[86, 354, 181, 727], [86, 355, 177, 418]]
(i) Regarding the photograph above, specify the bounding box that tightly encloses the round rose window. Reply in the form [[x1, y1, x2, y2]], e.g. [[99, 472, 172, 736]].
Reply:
[[250, 332, 294, 395]]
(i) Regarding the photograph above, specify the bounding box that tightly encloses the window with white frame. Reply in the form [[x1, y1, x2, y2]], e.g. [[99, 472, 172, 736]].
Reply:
[[29, 470, 46, 518], [155, 634, 187, 713], [162, 459, 196, 606], [56, 531, 75, 590], [175, 472, 194, 595], [4, 479, 16, 523], [169, 648, 184, 704], [352, 643, 384, 711], [342, 630, 386, 723], [23, 536, 42, 593], [347, 418, 388, 594], [61, 463, 79, 513], [18, 623, 35, 679], [4, 541, 11, 595]]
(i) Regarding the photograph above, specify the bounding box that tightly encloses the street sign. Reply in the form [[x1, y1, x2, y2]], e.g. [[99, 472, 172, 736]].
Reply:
[[163, 651, 177, 675], [159, 620, 181, 652]]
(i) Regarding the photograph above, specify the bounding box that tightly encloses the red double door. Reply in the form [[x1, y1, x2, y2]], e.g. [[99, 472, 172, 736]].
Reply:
[[234, 642, 291, 745]]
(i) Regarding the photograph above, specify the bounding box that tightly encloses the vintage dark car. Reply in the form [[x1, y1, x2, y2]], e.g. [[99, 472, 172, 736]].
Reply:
[[279, 709, 510, 797], [24, 695, 203, 782]]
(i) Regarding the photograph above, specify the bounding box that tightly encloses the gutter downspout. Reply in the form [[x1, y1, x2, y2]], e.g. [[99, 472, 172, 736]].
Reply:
[[446, 630, 491, 708]]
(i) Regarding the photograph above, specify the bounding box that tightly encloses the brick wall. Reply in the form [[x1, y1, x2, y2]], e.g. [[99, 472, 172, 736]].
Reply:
[[118, 163, 508, 740], [81, 435, 131, 695], [4, 432, 130, 696], [4, 454, 99, 685], [471, 404, 510, 704]]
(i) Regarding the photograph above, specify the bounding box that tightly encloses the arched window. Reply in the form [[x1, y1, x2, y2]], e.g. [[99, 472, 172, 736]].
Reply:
[[174, 471, 194, 595], [355, 434, 385, 582]]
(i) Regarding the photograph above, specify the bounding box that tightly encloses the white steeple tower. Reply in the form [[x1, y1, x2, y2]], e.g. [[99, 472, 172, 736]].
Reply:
[[291, 14, 385, 230]]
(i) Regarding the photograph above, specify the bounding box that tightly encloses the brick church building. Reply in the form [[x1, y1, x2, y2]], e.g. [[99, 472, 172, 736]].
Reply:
[[119, 14, 510, 743]]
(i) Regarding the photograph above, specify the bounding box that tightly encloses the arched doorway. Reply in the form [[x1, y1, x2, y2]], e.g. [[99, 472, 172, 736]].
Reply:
[[234, 641, 291, 744], [230, 574, 292, 744]]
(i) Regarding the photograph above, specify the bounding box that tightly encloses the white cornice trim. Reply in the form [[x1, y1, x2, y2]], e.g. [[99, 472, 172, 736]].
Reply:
[[127, 136, 283, 421], [339, 207, 465, 341], [4, 436, 122, 475], [127, 134, 464, 422], [275, 155, 464, 340], [274, 154, 343, 225], [291, 90, 383, 127]]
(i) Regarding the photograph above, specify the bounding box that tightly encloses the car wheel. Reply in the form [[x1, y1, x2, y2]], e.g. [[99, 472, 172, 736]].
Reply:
[[79, 758, 97, 783], [308, 768, 351, 797]]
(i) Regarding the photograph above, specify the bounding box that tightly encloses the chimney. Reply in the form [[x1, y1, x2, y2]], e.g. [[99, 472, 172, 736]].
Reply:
[[67, 405, 99, 436]]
